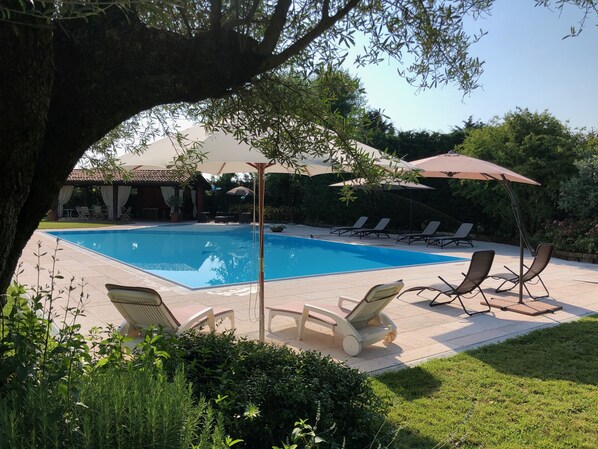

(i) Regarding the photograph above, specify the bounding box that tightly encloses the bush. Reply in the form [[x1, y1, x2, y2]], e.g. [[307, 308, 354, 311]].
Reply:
[[170, 332, 391, 449], [263, 205, 302, 223], [559, 155, 598, 219], [535, 219, 598, 254]]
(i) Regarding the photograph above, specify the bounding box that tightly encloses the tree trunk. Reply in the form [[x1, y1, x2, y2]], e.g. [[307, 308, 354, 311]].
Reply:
[[0, 11, 54, 295]]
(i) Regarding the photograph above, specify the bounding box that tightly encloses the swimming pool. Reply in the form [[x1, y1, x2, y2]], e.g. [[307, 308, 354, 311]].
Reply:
[[48, 226, 464, 289]]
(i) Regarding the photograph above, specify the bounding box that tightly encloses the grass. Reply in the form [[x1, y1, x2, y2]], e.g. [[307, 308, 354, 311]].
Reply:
[[38, 221, 116, 229], [373, 315, 598, 448]]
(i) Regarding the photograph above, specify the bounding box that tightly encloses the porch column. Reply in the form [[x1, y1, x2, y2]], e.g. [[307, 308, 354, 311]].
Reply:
[[196, 189, 205, 213], [112, 184, 119, 220]]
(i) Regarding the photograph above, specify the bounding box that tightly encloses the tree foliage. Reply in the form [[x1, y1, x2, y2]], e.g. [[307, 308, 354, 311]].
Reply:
[[559, 133, 598, 219]]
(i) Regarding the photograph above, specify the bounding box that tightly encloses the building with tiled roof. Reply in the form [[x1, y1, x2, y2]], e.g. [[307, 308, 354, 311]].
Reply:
[[56, 169, 211, 221]]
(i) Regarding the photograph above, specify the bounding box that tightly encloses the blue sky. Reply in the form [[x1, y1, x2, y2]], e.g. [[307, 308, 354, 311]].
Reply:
[[346, 1, 598, 133]]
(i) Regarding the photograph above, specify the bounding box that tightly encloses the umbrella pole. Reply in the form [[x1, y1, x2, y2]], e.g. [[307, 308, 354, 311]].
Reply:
[[409, 191, 413, 234], [257, 164, 266, 341], [502, 181, 525, 304], [487, 181, 560, 315]]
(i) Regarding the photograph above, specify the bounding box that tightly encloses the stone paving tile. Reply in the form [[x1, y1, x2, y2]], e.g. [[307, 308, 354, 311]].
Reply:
[[17, 223, 598, 373]]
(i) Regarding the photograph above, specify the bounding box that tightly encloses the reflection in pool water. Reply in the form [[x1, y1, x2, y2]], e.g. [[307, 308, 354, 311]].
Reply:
[[48, 226, 464, 289]]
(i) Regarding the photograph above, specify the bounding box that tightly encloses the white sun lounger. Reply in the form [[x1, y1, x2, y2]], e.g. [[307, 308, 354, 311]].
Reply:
[[267, 281, 404, 356], [106, 284, 235, 338]]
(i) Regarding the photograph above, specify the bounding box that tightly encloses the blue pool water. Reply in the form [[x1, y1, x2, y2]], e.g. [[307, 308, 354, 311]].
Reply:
[[48, 226, 464, 289]]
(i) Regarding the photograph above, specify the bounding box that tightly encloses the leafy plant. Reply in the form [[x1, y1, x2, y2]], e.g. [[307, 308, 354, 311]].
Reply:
[[1, 241, 91, 397], [274, 418, 325, 449], [167, 195, 183, 214]]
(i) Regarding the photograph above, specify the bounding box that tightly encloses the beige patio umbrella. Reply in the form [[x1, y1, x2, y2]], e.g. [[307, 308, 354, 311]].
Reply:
[[329, 178, 434, 233], [409, 151, 556, 314], [119, 124, 408, 339]]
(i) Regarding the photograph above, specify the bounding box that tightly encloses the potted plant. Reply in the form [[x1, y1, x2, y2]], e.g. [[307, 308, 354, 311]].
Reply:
[[167, 195, 183, 222], [269, 224, 286, 233]]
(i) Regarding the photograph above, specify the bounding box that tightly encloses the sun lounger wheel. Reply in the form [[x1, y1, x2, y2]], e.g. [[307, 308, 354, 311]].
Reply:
[[343, 335, 362, 356], [384, 329, 397, 343]]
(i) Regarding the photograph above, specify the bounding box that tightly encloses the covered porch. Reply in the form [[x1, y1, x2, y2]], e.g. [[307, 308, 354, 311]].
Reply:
[[51, 169, 211, 221]]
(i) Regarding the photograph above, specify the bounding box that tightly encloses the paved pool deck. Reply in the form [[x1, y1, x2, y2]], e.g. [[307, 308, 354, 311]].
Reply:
[[17, 222, 598, 374]]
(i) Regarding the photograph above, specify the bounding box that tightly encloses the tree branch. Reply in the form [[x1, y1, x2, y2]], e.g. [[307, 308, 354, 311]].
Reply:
[[210, 0, 223, 31], [257, 0, 292, 55], [323, 0, 330, 19], [261, 0, 359, 69], [223, 0, 261, 29]]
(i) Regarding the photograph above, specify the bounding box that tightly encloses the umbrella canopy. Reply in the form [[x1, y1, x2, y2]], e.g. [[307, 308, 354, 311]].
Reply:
[[410, 152, 539, 185], [329, 178, 433, 190], [344, 143, 420, 173], [119, 125, 332, 175], [409, 151, 544, 310], [226, 186, 254, 196]]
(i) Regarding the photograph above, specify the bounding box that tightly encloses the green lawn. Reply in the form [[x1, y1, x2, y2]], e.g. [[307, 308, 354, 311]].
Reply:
[[38, 221, 116, 229], [373, 315, 598, 448]]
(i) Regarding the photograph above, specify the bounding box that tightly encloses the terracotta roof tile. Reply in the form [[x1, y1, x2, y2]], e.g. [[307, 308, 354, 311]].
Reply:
[[66, 169, 209, 187]]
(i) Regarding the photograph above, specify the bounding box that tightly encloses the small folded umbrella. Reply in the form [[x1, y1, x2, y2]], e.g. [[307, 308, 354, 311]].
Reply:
[[226, 186, 254, 196]]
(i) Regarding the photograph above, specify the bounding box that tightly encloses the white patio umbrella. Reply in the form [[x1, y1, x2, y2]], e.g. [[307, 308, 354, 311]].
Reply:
[[119, 124, 407, 339], [329, 178, 434, 232], [409, 151, 552, 313], [329, 177, 432, 190]]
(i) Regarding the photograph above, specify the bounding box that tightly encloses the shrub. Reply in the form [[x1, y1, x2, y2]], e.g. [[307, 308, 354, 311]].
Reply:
[[535, 219, 598, 254], [559, 155, 598, 219], [170, 332, 391, 449], [263, 206, 302, 222], [269, 224, 286, 232]]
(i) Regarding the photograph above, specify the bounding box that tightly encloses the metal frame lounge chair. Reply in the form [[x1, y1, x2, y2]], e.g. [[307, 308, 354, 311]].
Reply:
[[77, 206, 90, 220], [267, 280, 404, 356], [92, 205, 105, 220], [399, 250, 495, 316], [353, 218, 391, 239], [490, 243, 554, 299], [120, 206, 132, 221], [329, 216, 368, 236], [106, 284, 235, 338], [396, 221, 441, 245], [427, 222, 474, 248]]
